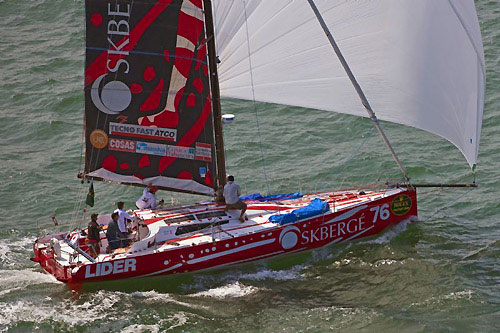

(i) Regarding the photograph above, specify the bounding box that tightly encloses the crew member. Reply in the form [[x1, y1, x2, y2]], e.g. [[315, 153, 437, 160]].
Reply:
[[136, 185, 159, 210], [114, 201, 135, 233], [223, 175, 247, 222], [87, 213, 101, 258], [106, 212, 124, 251]]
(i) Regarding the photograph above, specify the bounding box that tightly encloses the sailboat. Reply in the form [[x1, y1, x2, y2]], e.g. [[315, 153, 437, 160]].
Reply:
[[32, 0, 484, 284]]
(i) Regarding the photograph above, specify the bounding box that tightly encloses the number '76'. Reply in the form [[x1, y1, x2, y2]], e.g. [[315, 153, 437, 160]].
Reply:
[[370, 203, 390, 223]]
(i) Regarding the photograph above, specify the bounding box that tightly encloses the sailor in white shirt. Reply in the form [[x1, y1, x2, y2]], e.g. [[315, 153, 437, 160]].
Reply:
[[114, 201, 135, 233], [223, 175, 247, 222], [136, 185, 158, 210]]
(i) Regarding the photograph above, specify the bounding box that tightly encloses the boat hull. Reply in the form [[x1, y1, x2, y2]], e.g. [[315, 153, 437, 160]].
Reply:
[[33, 188, 417, 284]]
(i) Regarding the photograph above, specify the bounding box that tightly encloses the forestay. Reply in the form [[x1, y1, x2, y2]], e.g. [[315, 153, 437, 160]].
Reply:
[[214, 0, 485, 168], [84, 0, 217, 195]]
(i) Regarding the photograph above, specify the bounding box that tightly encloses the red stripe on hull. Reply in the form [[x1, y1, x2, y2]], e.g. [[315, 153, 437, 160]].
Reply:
[[51, 189, 417, 283]]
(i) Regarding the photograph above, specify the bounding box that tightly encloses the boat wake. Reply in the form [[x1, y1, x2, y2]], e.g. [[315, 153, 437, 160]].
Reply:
[[189, 281, 257, 299], [121, 312, 188, 333], [129, 290, 206, 309], [0, 269, 59, 297], [0, 290, 122, 329], [238, 265, 306, 281], [360, 216, 418, 245], [0, 236, 35, 269]]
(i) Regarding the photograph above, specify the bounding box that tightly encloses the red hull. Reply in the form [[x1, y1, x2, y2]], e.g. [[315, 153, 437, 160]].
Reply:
[[33, 188, 417, 284]]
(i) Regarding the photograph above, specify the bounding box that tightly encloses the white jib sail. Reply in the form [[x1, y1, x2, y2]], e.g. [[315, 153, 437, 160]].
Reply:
[[213, 0, 485, 168]]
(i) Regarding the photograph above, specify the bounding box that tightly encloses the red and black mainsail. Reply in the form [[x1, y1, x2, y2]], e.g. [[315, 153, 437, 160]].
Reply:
[[83, 0, 218, 196]]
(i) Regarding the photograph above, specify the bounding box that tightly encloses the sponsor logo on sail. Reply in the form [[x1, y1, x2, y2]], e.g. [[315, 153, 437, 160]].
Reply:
[[89, 129, 108, 149], [91, 3, 132, 115], [199, 167, 207, 178], [391, 194, 412, 215], [136, 141, 167, 156], [167, 146, 195, 160], [195, 142, 212, 161], [109, 122, 177, 141], [108, 138, 135, 152]]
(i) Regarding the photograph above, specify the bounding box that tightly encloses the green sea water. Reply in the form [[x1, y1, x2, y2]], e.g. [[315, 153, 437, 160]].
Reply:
[[1, 1, 499, 331]]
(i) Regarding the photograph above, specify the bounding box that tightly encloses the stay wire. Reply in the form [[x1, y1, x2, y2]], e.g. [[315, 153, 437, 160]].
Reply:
[[425, 187, 473, 222], [242, 0, 270, 195], [335, 126, 375, 190]]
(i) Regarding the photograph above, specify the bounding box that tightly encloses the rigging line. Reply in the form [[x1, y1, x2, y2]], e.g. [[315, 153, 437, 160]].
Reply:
[[306, 0, 409, 182], [71, 182, 89, 229], [242, 0, 270, 195], [73, 114, 87, 222], [72, 0, 95, 223], [425, 187, 472, 222], [334, 126, 375, 190]]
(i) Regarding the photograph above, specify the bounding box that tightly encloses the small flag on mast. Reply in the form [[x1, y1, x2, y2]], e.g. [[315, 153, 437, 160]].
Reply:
[[86, 180, 94, 207]]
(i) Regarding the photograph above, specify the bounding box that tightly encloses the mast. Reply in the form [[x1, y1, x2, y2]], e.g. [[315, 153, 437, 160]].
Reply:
[[306, 0, 409, 182], [203, 0, 227, 196]]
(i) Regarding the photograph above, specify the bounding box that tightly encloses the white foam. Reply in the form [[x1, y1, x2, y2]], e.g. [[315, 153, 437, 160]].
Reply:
[[190, 282, 257, 298], [0, 287, 22, 297], [302, 305, 380, 328], [122, 323, 161, 333], [0, 269, 59, 294], [0, 290, 121, 327], [239, 265, 306, 281], [409, 289, 475, 308], [165, 312, 189, 331], [121, 311, 188, 332], [442, 290, 474, 301], [129, 290, 205, 309], [361, 217, 417, 244], [0, 236, 35, 268]]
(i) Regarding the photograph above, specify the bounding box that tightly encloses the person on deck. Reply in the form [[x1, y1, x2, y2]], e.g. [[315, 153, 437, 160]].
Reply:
[[87, 213, 101, 258], [114, 201, 135, 234], [136, 185, 161, 210], [106, 212, 124, 251], [223, 175, 247, 222]]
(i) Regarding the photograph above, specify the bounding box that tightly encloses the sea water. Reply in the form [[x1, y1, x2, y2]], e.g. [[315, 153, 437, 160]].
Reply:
[[0, 0, 499, 331]]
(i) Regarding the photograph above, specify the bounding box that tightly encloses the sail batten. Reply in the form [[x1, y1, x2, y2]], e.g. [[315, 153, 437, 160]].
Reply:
[[214, 0, 485, 168]]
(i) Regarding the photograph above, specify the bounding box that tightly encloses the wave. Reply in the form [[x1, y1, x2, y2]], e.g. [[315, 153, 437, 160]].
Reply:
[[121, 312, 188, 332], [360, 217, 418, 245], [189, 281, 257, 299], [0, 290, 121, 328]]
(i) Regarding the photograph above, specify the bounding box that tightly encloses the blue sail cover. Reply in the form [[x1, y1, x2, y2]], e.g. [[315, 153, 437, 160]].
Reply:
[[239, 192, 303, 201], [269, 198, 329, 225]]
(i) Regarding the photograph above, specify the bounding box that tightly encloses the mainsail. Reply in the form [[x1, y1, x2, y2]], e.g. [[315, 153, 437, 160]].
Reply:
[[214, 0, 485, 168], [84, 0, 218, 195]]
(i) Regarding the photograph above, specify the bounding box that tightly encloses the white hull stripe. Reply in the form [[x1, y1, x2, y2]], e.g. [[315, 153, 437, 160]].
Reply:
[[323, 205, 368, 225], [187, 239, 276, 265], [213, 250, 285, 268], [344, 225, 375, 242], [325, 237, 343, 246], [138, 263, 183, 277]]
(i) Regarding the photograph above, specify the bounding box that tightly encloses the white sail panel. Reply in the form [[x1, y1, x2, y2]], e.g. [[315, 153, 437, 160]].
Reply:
[[214, 0, 485, 168]]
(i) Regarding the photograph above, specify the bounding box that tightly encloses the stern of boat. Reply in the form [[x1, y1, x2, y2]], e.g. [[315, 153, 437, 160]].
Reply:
[[31, 233, 75, 283]]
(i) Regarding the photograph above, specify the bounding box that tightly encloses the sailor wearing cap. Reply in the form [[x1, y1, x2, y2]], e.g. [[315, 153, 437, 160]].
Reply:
[[87, 213, 102, 258], [135, 184, 159, 210]]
